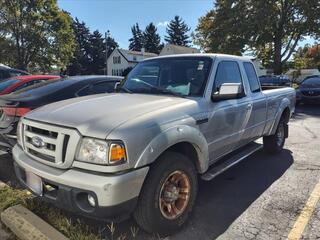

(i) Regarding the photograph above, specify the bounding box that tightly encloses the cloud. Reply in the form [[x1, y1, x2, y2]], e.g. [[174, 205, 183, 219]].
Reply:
[[157, 21, 169, 27]]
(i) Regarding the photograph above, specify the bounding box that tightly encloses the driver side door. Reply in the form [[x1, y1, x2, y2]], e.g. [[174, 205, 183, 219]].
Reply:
[[206, 60, 252, 163]]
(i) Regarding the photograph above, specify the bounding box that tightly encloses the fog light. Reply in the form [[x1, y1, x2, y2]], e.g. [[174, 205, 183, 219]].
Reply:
[[87, 194, 96, 207]]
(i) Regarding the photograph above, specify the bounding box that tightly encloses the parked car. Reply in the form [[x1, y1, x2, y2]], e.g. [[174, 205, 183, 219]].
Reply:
[[259, 75, 292, 89], [0, 75, 59, 95], [13, 54, 295, 235], [0, 75, 122, 152], [296, 75, 320, 105], [0, 65, 29, 81]]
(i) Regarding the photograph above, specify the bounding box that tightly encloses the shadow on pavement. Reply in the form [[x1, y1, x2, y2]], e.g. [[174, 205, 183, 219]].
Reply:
[[0, 153, 20, 188], [293, 104, 320, 121], [84, 149, 293, 240]]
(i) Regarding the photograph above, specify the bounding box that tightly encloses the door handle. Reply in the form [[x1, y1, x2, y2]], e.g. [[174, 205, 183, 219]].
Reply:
[[246, 104, 253, 110]]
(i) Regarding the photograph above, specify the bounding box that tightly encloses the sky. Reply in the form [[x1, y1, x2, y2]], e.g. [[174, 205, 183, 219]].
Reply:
[[58, 0, 316, 52], [58, 0, 213, 49]]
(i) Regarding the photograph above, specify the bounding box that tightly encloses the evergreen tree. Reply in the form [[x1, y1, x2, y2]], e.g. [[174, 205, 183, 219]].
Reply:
[[129, 23, 144, 51], [87, 30, 105, 74], [66, 18, 91, 75], [67, 20, 119, 75], [143, 23, 162, 54], [105, 35, 119, 58], [165, 16, 191, 46]]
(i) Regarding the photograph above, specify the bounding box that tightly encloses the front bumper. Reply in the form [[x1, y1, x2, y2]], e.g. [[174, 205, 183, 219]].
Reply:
[[13, 144, 149, 220]]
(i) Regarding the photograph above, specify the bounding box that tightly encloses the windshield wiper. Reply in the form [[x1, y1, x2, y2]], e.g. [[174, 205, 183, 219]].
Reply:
[[150, 86, 185, 98]]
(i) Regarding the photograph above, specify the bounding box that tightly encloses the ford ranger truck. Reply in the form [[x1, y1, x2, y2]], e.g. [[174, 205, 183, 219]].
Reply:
[[13, 54, 295, 235]]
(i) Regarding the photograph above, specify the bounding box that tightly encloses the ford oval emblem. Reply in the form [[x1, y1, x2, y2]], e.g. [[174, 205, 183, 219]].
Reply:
[[31, 136, 46, 148]]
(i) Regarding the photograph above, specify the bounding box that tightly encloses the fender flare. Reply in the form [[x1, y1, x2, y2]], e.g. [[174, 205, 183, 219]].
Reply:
[[269, 98, 290, 136], [134, 125, 209, 173]]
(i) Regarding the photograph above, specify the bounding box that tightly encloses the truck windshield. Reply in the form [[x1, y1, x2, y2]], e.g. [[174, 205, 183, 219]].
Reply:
[[122, 57, 212, 97]]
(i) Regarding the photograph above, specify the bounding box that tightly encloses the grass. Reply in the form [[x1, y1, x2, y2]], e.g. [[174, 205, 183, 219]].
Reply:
[[0, 186, 31, 211]]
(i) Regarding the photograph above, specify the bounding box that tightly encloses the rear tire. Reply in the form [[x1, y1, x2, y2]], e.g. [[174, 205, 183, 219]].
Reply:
[[133, 151, 198, 236], [263, 119, 286, 154]]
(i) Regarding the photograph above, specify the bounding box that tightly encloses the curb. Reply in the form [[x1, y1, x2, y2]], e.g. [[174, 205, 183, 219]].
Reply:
[[0, 181, 7, 189], [1, 204, 68, 240]]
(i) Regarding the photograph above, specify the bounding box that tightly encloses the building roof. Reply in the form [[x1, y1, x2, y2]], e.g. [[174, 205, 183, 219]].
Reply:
[[116, 49, 157, 63], [161, 44, 200, 54], [119, 49, 158, 57]]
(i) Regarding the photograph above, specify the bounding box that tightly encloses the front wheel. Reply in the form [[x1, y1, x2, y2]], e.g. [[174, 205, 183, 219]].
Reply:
[[263, 119, 287, 154], [133, 151, 198, 236]]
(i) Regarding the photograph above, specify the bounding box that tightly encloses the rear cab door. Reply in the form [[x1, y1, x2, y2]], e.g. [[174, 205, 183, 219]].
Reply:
[[239, 61, 267, 145]]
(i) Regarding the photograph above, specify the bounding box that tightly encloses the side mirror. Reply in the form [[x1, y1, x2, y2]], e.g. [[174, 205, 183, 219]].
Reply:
[[211, 83, 245, 101], [114, 82, 121, 91]]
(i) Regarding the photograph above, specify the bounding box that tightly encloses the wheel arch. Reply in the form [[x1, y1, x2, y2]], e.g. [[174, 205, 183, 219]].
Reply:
[[134, 125, 209, 173], [269, 99, 291, 136]]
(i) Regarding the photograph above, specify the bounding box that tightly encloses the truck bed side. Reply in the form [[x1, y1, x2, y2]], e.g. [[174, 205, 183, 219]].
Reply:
[[262, 87, 296, 136]]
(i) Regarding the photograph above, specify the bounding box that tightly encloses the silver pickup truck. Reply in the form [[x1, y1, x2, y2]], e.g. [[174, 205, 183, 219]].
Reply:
[[13, 54, 295, 235]]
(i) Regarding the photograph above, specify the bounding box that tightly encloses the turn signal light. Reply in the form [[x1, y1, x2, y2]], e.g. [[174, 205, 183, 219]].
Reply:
[[109, 143, 126, 164]]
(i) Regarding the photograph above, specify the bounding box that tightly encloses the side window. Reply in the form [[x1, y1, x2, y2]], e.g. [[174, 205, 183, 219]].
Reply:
[[0, 70, 10, 80], [76, 86, 91, 97], [243, 62, 261, 92], [13, 80, 41, 92], [92, 81, 116, 94], [213, 61, 243, 92]]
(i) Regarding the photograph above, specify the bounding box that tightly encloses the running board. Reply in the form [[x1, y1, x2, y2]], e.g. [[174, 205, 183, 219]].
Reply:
[[201, 142, 263, 181]]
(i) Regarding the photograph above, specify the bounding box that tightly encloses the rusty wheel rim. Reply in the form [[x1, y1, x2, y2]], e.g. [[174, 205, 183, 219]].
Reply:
[[159, 170, 191, 220]]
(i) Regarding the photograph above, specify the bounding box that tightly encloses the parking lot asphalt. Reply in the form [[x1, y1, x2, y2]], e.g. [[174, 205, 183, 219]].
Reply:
[[0, 105, 319, 240]]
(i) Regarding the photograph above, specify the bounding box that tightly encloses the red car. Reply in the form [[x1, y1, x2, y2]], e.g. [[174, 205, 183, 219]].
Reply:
[[0, 75, 60, 95]]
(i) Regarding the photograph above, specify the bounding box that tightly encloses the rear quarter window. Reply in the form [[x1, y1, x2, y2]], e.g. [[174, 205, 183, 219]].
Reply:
[[243, 62, 261, 92]]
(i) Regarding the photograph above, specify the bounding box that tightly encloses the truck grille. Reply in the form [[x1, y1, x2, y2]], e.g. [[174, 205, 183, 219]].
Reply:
[[301, 90, 320, 97], [20, 118, 81, 169]]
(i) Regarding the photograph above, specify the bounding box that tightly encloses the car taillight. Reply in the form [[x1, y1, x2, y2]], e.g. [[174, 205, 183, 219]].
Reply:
[[2, 107, 32, 117]]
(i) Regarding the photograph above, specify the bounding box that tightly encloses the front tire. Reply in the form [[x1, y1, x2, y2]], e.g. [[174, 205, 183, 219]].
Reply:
[[263, 119, 286, 154], [133, 151, 198, 236]]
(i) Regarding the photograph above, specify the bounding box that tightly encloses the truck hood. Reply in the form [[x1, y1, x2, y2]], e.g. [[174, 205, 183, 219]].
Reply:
[[25, 93, 195, 139]]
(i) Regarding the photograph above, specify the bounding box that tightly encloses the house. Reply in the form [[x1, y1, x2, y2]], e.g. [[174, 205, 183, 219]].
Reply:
[[107, 48, 157, 76], [159, 44, 200, 56]]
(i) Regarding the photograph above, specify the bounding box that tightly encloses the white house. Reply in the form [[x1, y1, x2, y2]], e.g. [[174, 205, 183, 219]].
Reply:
[[107, 48, 157, 76], [159, 44, 200, 56]]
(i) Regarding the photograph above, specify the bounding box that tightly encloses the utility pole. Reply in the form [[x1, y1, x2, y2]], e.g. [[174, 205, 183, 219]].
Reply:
[[105, 30, 110, 75]]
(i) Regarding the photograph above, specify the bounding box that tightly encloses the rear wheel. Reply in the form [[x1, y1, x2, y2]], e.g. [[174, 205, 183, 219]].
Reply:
[[133, 151, 197, 236], [263, 119, 286, 154]]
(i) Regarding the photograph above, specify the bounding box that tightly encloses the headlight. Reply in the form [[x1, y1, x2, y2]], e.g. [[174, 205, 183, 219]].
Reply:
[[76, 137, 126, 165]]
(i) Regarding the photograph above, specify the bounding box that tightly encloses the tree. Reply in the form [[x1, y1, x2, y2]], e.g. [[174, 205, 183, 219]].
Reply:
[[66, 20, 119, 75], [143, 23, 162, 54], [129, 23, 144, 51], [66, 18, 91, 75], [194, 0, 320, 74], [165, 16, 191, 46], [293, 44, 320, 70], [105, 34, 119, 58], [0, 0, 76, 71], [87, 30, 105, 74], [122, 67, 133, 76]]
